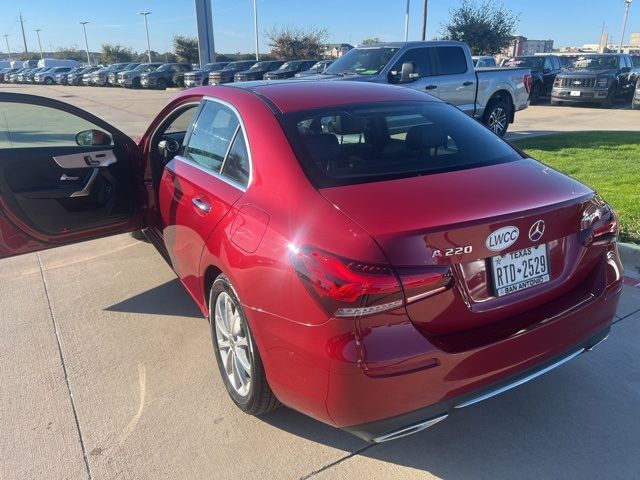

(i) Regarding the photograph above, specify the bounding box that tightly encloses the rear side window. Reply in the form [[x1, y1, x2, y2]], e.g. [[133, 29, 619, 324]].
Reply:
[[221, 129, 250, 185], [281, 102, 521, 188], [184, 101, 239, 173], [435, 47, 468, 75]]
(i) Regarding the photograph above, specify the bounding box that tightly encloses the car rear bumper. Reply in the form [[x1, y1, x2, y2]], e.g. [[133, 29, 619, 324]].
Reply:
[[252, 245, 623, 441]]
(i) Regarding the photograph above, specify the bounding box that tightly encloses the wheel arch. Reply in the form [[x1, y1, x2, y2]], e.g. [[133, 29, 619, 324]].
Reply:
[[488, 89, 516, 122]]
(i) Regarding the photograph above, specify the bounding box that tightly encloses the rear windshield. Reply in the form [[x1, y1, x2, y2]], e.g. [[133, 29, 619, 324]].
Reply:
[[281, 102, 521, 188]]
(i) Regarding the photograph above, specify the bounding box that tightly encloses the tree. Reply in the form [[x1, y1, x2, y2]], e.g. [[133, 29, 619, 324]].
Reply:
[[266, 25, 328, 60], [361, 37, 381, 45], [440, 0, 518, 55], [53, 47, 86, 62], [173, 35, 199, 64], [101, 44, 133, 64]]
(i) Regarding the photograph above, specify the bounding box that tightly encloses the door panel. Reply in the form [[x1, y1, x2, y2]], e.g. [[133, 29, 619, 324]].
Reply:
[[0, 93, 145, 258]]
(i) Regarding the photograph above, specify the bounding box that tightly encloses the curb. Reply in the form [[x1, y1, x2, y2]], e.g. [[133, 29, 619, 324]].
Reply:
[[166, 87, 185, 92], [619, 242, 640, 287]]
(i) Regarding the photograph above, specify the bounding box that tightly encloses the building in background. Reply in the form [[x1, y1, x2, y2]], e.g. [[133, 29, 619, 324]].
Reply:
[[323, 43, 353, 58], [630, 32, 640, 46], [504, 36, 554, 57]]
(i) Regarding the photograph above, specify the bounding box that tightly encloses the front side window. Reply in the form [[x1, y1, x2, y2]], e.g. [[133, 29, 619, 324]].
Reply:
[[281, 102, 521, 188], [389, 48, 431, 80], [435, 47, 467, 75], [183, 101, 239, 173], [325, 47, 400, 76]]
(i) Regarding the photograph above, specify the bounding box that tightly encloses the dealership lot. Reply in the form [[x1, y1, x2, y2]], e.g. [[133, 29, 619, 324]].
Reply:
[[1, 83, 640, 480]]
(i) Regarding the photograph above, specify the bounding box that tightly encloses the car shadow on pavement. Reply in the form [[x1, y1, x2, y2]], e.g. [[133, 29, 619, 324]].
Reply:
[[261, 320, 640, 478], [105, 278, 203, 319]]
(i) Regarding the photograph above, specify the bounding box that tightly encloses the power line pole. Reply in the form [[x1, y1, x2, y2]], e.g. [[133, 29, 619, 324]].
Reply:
[[35, 29, 43, 59], [19, 12, 28, 53], [3, 35, 11, 61], [80, 21, 90, 65], [404, 0, 410, 42], [420, 0, 428, 41], [619, 0, 632, 53], [253, 0, 259, 60], [139, 12, 152, 63]]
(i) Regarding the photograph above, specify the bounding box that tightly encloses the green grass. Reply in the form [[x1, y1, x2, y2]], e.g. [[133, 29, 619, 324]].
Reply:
[[513, 132, 640, 244]]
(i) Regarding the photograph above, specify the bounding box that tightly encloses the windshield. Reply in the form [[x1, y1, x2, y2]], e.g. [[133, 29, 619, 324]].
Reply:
[[326, 47, 400, 75], [281, 102, 520, 188], [572, 55, 619, 70], [224, 62, 252, 71], [279, 61, 301, 70], [135, 63, 159, 72], [504, 57, 544, 69], [156, 64, 172, 72], [309, 61, 329, 72], [249, 62, 269, 71], [631, 56, 640, 67]]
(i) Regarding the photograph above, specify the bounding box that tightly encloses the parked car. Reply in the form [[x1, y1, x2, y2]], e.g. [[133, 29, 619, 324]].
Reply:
[[16, 68, 37, 83], [184, 62, 230, 87], [55, 67, 83, 85], [309, 41, 531, 136], [234, 60, 285, 82], [81, 70, 96, 86], [263, 60, 318, 80], [67, 66, 99, 86], [0, 67, 21, 82], [140, 63, 192, 89], [34, 66, 74, 85], [0, 83, 621, 442], [89, 63, 132, 86], [551, 53, 639, 108], [208, 60, 255, 85], [6, 68, 27, 83], [633, 78, 640, 110], [107, 63, 140, 86], [28, 67, 53, 83], [503, 55, 561, 104], [472, 55, 497, 68], [294, 59, 334, 77], [116, 63, 162, 88]]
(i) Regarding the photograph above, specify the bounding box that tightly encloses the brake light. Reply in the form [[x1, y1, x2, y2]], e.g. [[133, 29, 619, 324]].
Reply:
[[289, 246, 453, 318], [579, 196, 619, 246], [524, 74, 532, 94]]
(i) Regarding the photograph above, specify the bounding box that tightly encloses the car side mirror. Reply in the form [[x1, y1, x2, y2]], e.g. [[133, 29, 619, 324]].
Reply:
[[75, 129, 112, 147], [400, 61, 419, 83]]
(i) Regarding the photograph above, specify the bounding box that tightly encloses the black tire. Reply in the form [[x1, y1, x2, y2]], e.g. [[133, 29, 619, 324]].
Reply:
[[132, 77, 141, 89], [602, 88, 615, 109], [44, 77, 53, 85], [633, 97, 640, 110], [209, 274, 279, 416], [529, 82, 542, 105], [482, 98, 510, 137], [156, 78, 168, 90]]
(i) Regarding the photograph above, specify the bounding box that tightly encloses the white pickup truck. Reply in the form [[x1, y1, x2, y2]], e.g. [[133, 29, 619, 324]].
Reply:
[[310, 41, 531, 136]]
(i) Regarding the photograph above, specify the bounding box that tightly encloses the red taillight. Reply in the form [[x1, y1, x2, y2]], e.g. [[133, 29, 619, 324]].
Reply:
[[579, 196, 619, 246], [290, 246, 453, 318], [524, 74, 532, 94]]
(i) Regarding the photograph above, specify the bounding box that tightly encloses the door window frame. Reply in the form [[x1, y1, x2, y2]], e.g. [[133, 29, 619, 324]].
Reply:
[[175, 96, 253, 192]]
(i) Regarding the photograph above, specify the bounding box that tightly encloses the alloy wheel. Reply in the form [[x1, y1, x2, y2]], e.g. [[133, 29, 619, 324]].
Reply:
[[214, 291, 252, 397], [488, 107, 507, 135]]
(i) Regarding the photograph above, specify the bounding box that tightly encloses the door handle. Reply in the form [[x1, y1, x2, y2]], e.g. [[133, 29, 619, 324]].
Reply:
[[425, 85, 437, 90], [60, 174, 80, 181], [192, 197, 211, 213], [70, 168, 99, 198], [463, 81, 474, 86]]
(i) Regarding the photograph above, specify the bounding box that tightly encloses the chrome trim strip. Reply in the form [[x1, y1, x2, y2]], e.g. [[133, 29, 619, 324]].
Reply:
[[171, 155, 247, 192], [373, 414, 448, 443], [585, 333, 609, 352], [454, 348, 585, 409]]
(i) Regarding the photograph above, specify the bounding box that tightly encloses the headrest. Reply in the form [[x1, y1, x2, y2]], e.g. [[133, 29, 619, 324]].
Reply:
[[406, 124, 448, 150], [304, 134, 340, 161], [330, 115, 368, 135]]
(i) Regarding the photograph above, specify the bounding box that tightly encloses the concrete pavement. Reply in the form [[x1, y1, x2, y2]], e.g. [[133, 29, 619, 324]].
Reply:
[[1, 83, 638, 139], [1, 82, 640, 479], [1, 234, 639, 480]]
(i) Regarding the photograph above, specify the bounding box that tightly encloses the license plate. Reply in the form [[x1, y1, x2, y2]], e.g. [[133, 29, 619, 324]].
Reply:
[[491, 245, 550, 297], [570, 91, 581, 96]]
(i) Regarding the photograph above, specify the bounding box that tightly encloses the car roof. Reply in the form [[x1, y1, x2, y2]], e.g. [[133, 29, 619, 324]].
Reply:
[[357, 40, 465, 48], [188, 80, 442, 114]]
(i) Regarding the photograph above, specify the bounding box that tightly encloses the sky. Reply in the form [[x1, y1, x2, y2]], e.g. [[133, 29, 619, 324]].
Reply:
[[1, 0, 638, 56]]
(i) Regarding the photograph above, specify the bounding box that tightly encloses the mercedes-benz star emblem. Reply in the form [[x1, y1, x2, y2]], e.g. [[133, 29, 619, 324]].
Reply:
[[528, 220, 545, 242]]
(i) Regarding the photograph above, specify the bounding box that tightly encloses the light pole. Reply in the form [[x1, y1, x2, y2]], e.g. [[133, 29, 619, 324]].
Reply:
[[139, 12, 152, 62], [421, 0, 428, 41], [619, 0, 633, 53], [253, 0, 259, 61], [404, 0, 410, 41], [35, 29, 43, 59], [3, 35, 10, 61], [80, 21, 90, 65]]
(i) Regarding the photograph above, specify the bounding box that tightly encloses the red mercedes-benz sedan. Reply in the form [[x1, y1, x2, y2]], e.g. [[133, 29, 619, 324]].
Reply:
[[0, 82, 622, 442]]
